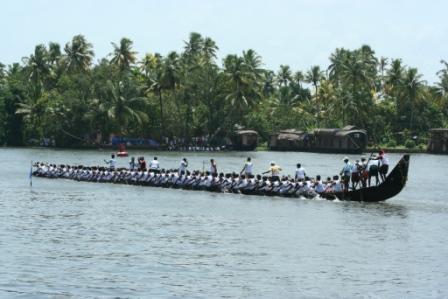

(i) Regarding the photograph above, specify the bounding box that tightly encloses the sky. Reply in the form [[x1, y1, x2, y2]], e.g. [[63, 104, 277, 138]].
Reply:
[[1, 0, 447, 83]]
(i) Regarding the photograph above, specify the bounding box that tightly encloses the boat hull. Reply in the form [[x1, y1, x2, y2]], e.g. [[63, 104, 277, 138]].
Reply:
[[320, 154, 410, 202]]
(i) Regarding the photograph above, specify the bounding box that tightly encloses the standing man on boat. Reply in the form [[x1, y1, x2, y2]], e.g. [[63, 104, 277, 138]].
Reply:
[[240, 157, 253, 176], [179, 158, 188, 174], [210, 159, 218, 175], [360, 156, 368, 188], [149, 157, 160, 173], [375, 150, 390, 182], [263, 161, 282, 182], [129, 157, 137, 170], [340, 157, 351, 192], [104, 154, 116, 171], [295, 163, 306, 182]]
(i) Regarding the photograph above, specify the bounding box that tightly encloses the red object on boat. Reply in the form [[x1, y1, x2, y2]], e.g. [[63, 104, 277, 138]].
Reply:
[[117, 143, 128, 157]]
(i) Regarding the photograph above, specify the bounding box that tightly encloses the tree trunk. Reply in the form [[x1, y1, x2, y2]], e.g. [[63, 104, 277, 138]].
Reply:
[[158, 89, 164, 139]]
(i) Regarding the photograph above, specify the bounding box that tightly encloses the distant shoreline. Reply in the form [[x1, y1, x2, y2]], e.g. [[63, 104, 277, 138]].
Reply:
[[0, 145, 431, 154]]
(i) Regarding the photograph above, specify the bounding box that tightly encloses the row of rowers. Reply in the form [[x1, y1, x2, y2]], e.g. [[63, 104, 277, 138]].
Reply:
[[105, 151, 390, 189], [104, 156, 305, 181], [32, 162, 320, 197], [33, 151, 389, 196]]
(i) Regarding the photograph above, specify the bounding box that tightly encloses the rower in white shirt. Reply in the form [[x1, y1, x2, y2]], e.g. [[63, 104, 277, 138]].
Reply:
[[295, 163, 306, 182], [149, 157, 160, 172]]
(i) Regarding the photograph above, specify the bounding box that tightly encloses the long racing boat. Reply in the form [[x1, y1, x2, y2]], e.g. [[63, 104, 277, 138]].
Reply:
[[32, 155, 410, 202]]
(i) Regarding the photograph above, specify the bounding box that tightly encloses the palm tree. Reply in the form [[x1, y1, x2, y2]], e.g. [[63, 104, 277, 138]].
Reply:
[[48, 42, 62, 66], [277, 65, 292, 88], [306, 65, 324, 97], [386, 59, 404, 96], [402, 68, 425, 130], [328, 48, 349, 85], [242, 49, 264, 80], [143, 54, 167, 138], [436, 60, 448, 97], [202, 37, 218, 64], [63, 34, 94, 73], [184, 32, 203, 57], [223, 54, 262, 121], [110, 37, 137, 74], [100, 80, 148, 134], [22, 44, 50, 99], [140, 53, 160, 77]]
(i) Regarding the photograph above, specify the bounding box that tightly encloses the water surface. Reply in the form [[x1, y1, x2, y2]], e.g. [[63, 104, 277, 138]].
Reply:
[[0, 148, 447, 298]]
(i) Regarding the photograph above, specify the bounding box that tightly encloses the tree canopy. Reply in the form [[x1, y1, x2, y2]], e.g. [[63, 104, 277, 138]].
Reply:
[[0, 33, 446, 147]]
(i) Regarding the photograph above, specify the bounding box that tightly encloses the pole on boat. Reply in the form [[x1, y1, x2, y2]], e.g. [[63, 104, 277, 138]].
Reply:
[[202, 160, 205, 173], [29, 160, 33, 187]]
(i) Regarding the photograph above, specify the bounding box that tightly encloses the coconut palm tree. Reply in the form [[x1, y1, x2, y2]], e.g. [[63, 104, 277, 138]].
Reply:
[[386, 59, 404, 96], [100, 80, 148, 134], [306, 65, 324, 96], [22, 44, 50, 99], [436, 60, 448, 97], [277, 65, 292, 88], [202, 37, 218, 64], [63, 35, 94, 73], [110, 37, 137, 74], [401, 68, 425, 130], [184, 32, 203, 57]]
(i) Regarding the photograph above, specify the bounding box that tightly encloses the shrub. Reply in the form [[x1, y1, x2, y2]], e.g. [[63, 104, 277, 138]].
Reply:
[[405, 139, 416, 149], [387, 139, 397, 148]]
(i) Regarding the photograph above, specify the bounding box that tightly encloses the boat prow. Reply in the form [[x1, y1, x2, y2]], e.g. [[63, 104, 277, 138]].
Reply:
[[321, 154, 410, 202]]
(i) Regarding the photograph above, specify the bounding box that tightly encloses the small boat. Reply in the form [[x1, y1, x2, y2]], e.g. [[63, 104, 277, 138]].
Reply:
[[320, 154, 410, 202], [117, 143, 128, 157]]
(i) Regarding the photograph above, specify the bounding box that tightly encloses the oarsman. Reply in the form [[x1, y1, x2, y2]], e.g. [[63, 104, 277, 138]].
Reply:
[[210, 159, 217, 175], [262, 161, 282, 182], [333, 175, 344, 193], [368, 156, 380, 187], [376, 150, 390, 182], [340, 157, 351, 192], [104, 154, 116, 171], [240, 157, 253, 176], [149, 157, 160, 173], [129, 157, 137, 170], [295, 163, 306, 182], [138, 157, 147, 171], [179, 158, 188, 174], [360, 156, 368, 188], [351, 160, 361, 189], [314, 175, 325, 194]]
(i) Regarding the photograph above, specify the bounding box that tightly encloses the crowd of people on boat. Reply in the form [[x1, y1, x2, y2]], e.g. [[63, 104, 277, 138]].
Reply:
[[33, 150, 390, 198]]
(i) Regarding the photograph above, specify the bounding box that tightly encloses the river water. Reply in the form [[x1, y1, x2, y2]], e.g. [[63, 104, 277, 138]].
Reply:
[[0, 148, 447, 298]]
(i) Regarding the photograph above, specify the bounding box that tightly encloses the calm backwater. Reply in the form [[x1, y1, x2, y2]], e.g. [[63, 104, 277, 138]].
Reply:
[[0, 148, 447, 298]]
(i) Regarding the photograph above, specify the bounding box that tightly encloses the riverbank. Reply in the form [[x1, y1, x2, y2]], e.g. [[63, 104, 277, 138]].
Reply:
[[1, 144, 432, 154]]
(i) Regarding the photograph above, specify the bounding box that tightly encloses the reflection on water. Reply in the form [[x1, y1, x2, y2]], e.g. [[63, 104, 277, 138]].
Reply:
[[0, 148, 448, 298], [340, 201, 408, 218]]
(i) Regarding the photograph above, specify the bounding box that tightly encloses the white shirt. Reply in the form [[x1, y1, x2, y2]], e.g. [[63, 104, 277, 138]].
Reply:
[[107, 158, 116, 168], [380, 154, 389, 166], [179, 160, 188, 172], [314, 181, 325, 193], [333, 181, 343, 192], [150, 160, 160, 169], [244, 162, 253, 174], [295, 167, 306, 180]]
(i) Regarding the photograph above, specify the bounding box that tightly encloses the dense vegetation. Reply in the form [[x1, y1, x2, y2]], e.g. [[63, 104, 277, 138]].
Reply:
[[0, 33, 447, 148]]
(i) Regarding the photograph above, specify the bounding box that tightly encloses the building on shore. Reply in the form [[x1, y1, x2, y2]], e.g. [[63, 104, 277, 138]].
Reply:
[[232, 130, 259, 151], [269, 126, 367, 153], [268, 129, 311, 151], [428, 128, 448, 153]]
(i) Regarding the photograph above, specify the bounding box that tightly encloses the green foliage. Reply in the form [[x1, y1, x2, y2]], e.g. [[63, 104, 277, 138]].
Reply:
[[0, 34, 447, 147], [405, 139, 416, 149]]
